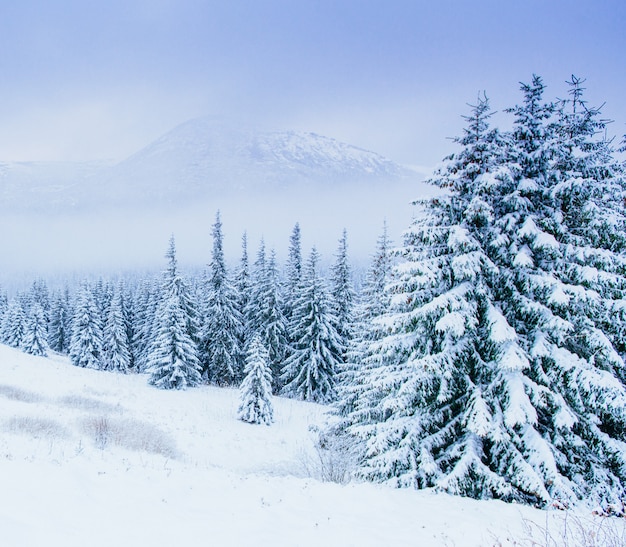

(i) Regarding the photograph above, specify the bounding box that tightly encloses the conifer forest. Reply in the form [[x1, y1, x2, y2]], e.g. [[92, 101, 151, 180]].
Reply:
[[3, 75, 626, 514]]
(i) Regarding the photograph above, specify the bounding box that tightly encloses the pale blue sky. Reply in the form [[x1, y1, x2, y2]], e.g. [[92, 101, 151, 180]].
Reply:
[[0, 0, 624, 167]]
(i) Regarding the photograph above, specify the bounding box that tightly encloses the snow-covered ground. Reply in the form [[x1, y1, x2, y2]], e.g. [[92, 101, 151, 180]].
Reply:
[[0, 344, 621, 546]]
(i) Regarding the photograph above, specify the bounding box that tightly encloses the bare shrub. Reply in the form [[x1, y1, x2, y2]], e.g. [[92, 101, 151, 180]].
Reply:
[[0, 384, 43, 403], [495, 511, 626, 547], [58, 395, 123, 414], [5, 415, 69, 439], [81, 416, 178, 458], [298, 426, 358, 484]]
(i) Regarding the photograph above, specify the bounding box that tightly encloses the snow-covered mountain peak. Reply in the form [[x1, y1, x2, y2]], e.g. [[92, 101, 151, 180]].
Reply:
[[115, 116, 409, 193]]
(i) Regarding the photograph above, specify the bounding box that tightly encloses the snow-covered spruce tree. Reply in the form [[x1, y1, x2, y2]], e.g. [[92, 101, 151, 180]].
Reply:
[[93, 278, 113, 323], [1, 297, 27, 348], [0, 287, 7, 322], [281, 247, 343, 403], [361, 222, 394, 322], [236, 232, 252, 327], [551, 76, 626, 370], [245, 238, 267, 336], [331, 229, 356, 359], [28, 279, 50, 324], [238, 334, 274, 425], [131, 278, 160, 372], [147, 236, 202, 390], [334, 222, 394, 420], [48, 288, 72, 354], [121, 282, 137, 370], [340, 79, 626, 509], [283, 222, 303, 328], [22, 303, 50, 357], [102, 283, 132, 373], [69, 284, 104, 369], [261, 250, 289, 392], [235, 231, 252, 361], [246, 246, 288, 393], [199, 212, 243, 385]]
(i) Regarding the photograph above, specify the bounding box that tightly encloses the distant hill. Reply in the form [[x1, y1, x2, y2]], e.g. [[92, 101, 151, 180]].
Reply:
[[0, 117, 419, 213], [0, 117, 430, 276]]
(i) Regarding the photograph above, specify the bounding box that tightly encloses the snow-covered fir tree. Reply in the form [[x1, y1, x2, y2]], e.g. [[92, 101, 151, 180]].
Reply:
[[147, 236, 202, 390], [0, 288, 7, 326], [281, 247, 343, 403], [361, 222, 394, 322], [330, 229, 356, 358], [22, 302, 49, 357], [93, 278, 113, 322], [1, 297, 26, 349], [283, 222, 302, 327], [245, 238, 267, 336], [69, 284, 104, 369], [121, 282, 137, 370], [247, 246, 288, 393], [29, 279, 50, 324], [102, 283, 132, 373], [236, 232, 252, 327], [131, 278, 160, 373], [237, 333, 274, 425], [338, 78, 626, 509], [48, 288, 72, 354], [334, 222, 394, 420], [199, 212, 243, 385]]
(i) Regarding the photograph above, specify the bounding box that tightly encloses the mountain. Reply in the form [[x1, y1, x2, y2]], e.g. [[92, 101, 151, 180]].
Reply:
[[0, 117, 430, 277], [106, 117, 413, 205], [0, 117, 418, 213]]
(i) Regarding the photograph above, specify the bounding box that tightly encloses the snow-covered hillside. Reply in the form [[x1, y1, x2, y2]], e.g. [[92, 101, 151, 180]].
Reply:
[[1, 344, 621, 546]]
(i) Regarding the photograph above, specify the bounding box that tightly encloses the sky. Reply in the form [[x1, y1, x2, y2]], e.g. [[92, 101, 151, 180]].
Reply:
[[0, 0, 624, 169]]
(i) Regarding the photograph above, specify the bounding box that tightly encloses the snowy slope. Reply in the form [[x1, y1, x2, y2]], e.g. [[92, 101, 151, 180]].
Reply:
[[0, 344, 618, 547]]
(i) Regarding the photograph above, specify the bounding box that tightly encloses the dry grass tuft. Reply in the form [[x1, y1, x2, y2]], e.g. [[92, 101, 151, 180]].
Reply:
[[81, 415, 178, 458], [0, 384, 44, 403], [4, 415, 70, 439]]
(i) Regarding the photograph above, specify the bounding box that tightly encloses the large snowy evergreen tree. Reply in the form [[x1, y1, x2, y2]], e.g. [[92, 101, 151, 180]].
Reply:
[[281, 247, 343, 403], [238, 334, 274, 425], [199, 212, 243, 385], [147, 237, 202, 390], [339, 78, 626, 509]]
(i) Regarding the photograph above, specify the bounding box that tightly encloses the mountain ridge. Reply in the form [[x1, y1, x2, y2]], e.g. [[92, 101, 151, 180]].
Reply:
[[0, 117, 419, 213]]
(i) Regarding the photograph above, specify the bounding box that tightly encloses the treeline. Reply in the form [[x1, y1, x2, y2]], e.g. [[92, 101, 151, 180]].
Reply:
[[0, 214, 387, 403]]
